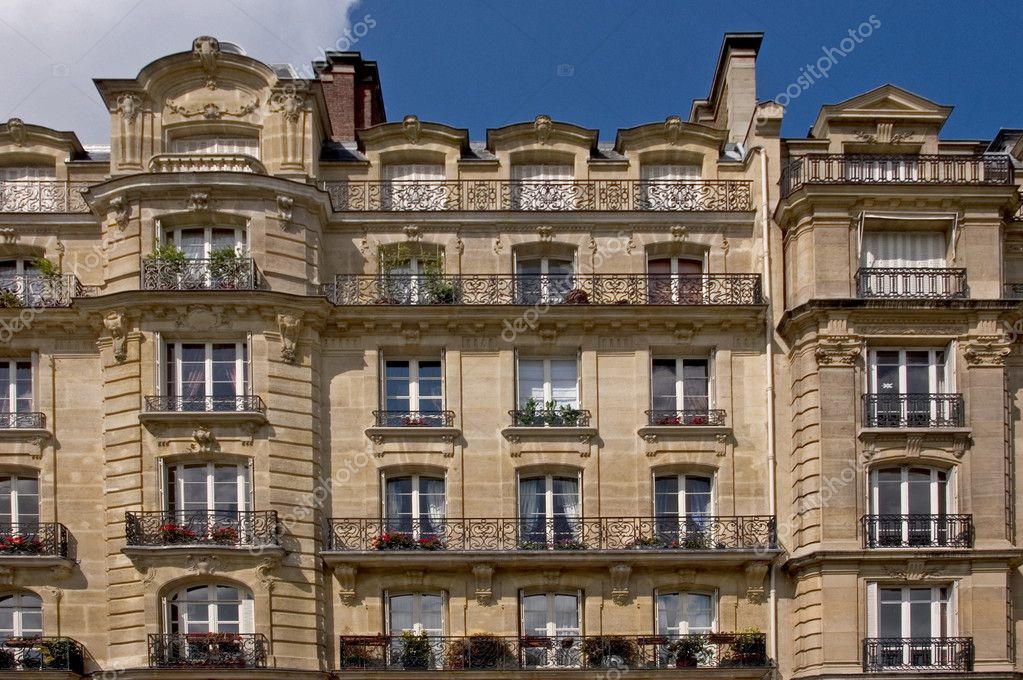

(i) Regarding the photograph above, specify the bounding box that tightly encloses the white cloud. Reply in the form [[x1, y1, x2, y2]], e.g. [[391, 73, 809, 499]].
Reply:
[[0, 0, 363, 142]]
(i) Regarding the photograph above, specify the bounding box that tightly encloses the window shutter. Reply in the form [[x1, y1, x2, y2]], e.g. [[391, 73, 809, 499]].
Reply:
[[865, 582, 878, 637], [240, 594, 255, 634]]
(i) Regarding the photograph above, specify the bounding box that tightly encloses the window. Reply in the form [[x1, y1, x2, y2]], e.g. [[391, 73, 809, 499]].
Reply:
[[656, 591, 714, 636], [382, 164, 446, 210], [165, 342, 248, 410], [515, 256, 574, 304], [169, 136, 260, 158], [377, 247, 446, 304], [640, 165, 701, 210], [518, 474, 580, 548], [521, 592, 580, 667], [166, 584, 254, 634], [867, 349, 951, 427], [0, 361, 32, 415], [0, 593, 42, 639], [654, 474, 712, 546], [651, 358, 710, 421], [869, 584, 953, 668], [0, 475, 39, 528], [164, 226, 245, 260], [869, 467, 951, 546], [0, 261, 49, 307], [648, 257, 704, 303], [163, 462, 251, 545], [0, 167, 55, 182], [511, 164, 575, 210], [847, 156, 920, 182], [383, 359, 443, 426], [517, 358, 578, 411], [387, 592, 443, 669], [860, 232, 950, 297], [384, 475, 445, 537]]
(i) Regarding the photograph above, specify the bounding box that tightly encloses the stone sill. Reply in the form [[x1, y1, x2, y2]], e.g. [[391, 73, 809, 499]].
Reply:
[[0, 427, 51, 440], [638, 425, 731, 438], [365, 426, 461, 440], [858, 427, 971, 438], [501, 426, 598, 442], [138, 411, 268, 426], [328, 667, 773, 680], [117, 669, 319, 680], [122, 545, 284, 558], [0, 555, 75, 569], [321, 548, 778, 569]]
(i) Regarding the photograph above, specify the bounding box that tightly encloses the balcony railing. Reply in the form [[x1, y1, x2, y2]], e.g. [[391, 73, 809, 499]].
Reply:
[[861, 514, 972, 549], [372, 410, 456, 427], [1004, 282, 1023, 298], [0, 523, 76, 559], [141, 257, 257, 291], [646, 409, 727, 426], [0, 412, 45, 429], [0, 180, 90, 213], [509, 407, 591, 427], [0, 274, 83, 307], [0, 637, 86, 673], [862, 394, 964, 428], [144, 395, 266, 414], [781, 154, 1013, 197], [863, 637, 973, 672], [856, 268, 967, 299], [327, 516, 777, 552], [124, 510, 280, 548], [148, 633, 268, 669], [339, 632, 768, 671], [323, 179, 753, 212], [325, 273, 762, 306], [148, 153, 266, 174]]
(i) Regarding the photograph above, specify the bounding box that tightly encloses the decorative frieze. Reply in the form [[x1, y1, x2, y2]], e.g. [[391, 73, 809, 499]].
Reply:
[[815, 335, 861, 367], [471, 564, 494, 605], [609, 564, 631, 605]]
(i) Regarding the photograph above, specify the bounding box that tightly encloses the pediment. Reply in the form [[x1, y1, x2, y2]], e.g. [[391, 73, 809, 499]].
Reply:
[[811, 85, 952, 138]]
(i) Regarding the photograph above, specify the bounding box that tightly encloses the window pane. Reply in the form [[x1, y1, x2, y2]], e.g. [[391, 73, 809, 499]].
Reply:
[[550, 360, 577, 406], [682, 360, 709, 410], [685, 593, 713, 633], [656, 592, 680, 635], [518, 360, 545, 405], [684, 477, 711, 516], [652, 359, 678, 411]]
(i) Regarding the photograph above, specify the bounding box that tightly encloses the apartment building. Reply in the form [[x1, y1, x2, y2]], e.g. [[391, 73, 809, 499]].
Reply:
[[0, 29, 1019, 680]]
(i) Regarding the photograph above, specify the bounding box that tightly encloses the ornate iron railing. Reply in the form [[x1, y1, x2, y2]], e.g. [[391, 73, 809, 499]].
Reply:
[[124, 510, 280, 548], [0, 523, 75, 559], [861, 514, 973, 549], [372, 410, 456, 427], [338, 632, 768, 670], [781, 154, 1013, 196], [323, 179, 752, 212], [148, 633, 268, 669], [646, 409, 726, 426], [1004, 283, 1023, 298], [0, 274, 83, 307], [863, 638, 973, 672], [143, 395, 266, 414], [148, 153, 266, 174], [856, 268, 967, 299], [325, 273, 762, 306], [509, 408, 591, 427], [141, 257, 257, 291], [0, 637, 86, 673], [0, 412, 45, 429], [862, 393, 964, 428], [0, 180, 90, 213], [326, 516, 776, 552]]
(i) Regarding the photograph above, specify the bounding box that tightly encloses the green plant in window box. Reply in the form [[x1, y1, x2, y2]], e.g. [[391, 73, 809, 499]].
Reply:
[[516, 397, 540, 426], [36, 638, 83, 671], [445, 634, 514, 670], [558, 404, 583, 426], [582, 635, 639, 668], [542, 400, 564, 426], [146, 242, 187, 283], [668, 634, 708, 667], [208, 247, 246, 289], [0, 289, 22, 308], [680, 529, 711, 550], [722, 627, 766, 667], [30, 257, 60, 279], [399, 631, 433, 669]]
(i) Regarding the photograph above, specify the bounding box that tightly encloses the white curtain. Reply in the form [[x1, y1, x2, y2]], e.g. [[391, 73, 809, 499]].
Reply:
[[0, 166, 55, 181], [170, 136, 259, 157], [641, 164, 700, 180], [862, 232, 945, 268]]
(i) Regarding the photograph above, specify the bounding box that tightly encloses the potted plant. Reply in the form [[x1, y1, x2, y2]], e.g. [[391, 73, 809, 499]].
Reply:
[[554, 538, 587, 550], [0, 534, 44, 554], [515, 398, 540, 426], [627, 535, 667, 550], [656, 413, 683, 425], [371, 532, 420, 550], [446, 633, 513, 669], [402, 414, 428, 427], [159, 522, 198, 545], [210, 526, 240, 545], [564, 288, 589, 304], [30, 256, 60, 279], [208, 247, 247, 289], [542, 400, 563, 426], [0, 289, 22, 308], [37, 638, 83, 671], [518, 540, 549, 550], [668, 634, 708, 667], [582, 635, 639, 668], [416, 534, 445, 551], [680, 529, 711, 549], [145, 242, 187, 288], [0, 647, 14, 669], [723, 627, 766, 667], [399, 631, 433, 669], [558, 404, 583, 426]]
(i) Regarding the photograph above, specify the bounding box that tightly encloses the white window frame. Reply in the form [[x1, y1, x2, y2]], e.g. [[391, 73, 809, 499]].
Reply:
[[382, 473, 446, 538], [384, 591, 446, 636], [650, 357, 713, 413], [0, 473, 40, 527], [867, 348, 951, 394], [164, 341, 248, 399], [168, 135, 260, 158], [0, 166, 56, 182], [163, 225, 247, 258], [0, 593, 43, 638], [867, 466, 953, 546], [382, 358, 444, 414], [652, 473, 714, 517], [517, 472, 582, 547], [654, 589, 717, 636], [0, 359, 33, 413], [516, 356, 580, 408], [514, 255, 576, 304], [520, 590, 582, 668], [165, 583, 254, 635], [867, 583, 955, 657], [164, 461, 252, 513]]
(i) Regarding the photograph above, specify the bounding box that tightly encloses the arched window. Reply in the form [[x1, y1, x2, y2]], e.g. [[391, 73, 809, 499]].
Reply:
[[514, 256, 574, 304], [0, 593, 42, 638], [510, 164, 575, 210], [386, 591, 444, 669], [521, 591, 581, 667], [166, 584, 253, 634], [381, 164, 446, 210], [639, 164, 701, 211], [518, 474, 580, 549], [653, 473, 712, 548], [867, 466, 955, 547], [0, 361, 33, 417], [163, 461, 251, 545], [656, 591, 714, 636], [0, 474, 39, 528]]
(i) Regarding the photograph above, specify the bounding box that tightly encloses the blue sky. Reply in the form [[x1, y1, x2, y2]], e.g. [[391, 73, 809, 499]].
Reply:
[[1, 1, 1020, 143]]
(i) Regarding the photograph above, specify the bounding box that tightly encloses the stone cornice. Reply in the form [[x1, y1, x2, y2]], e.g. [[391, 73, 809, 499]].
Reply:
[[783, 548, 1023, 574]]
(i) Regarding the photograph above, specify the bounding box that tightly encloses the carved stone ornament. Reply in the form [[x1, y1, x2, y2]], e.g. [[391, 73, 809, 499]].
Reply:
[[116, 93, 143, 124], [109, 195, 130, 229], [403, 223, 422, 241], [663, 115, 683, 144], [187, 554, 220, 575], [472, 564, 494, 605], [609, 564, 632, 605], [744, 562, 769, 604], [5, 118, 26, 146], [256, 557, 281, 592], [670, 224, 689, 242], [187, 190, 211, 212], [191, 425, 217, 453], [534, 114, 554, 144], [276, 195, 294, 225], [963, 335, 1012, 367], [402, 114, 422, 144], [167, 98, 259, 120], [192, 35, 221, 88], [269, 90, 305, 124], [815, 335, 862, 367], [854, 122, 915, 145], [334, 563, 357, 605], [883, 559, 945, 582], [542, 569, 560, 586], [176, 305, 224, 331], [103, 311, 128, 362], [277, 313, 303, 364]]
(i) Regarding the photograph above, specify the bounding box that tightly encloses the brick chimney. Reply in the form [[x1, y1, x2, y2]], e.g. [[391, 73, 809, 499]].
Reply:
[[316, 52, 385, 141]]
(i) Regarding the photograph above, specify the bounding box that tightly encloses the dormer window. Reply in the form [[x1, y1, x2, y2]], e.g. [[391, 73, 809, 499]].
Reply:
[[640, 164, 701, 210], [381, 164, 446, 210], [510, 164, 575, 210], [169, 135, 260, 159]]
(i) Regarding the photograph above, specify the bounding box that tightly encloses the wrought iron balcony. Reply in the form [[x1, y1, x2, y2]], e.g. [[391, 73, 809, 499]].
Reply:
[[148, 153, 266, 174], [862, 393, 964, 428], [124, 510, 280, 548], [646, 409, 726, 426], [863, 637, 973, 672], [1004, 282, 1023, 298], [0, 412, 45, 429], [148, 633, 268, 669], [856, 268, 967, 299], [0, 523, 76, 559], [509, 407, 591, 427], [0, 180, 90, 213], [781, 154, 1013, 197], [323, 179, 752, 212], [0, 637, 86, 673], [141, 257, 257, 291], [144, 395, 266, 414], [0, 274, 84, 307], [862, 514, 973, 549], [325, 273, 762, 306], [327, 516, 777, 552], [372, 410, 455, 427], [338, 632, 768, 671]]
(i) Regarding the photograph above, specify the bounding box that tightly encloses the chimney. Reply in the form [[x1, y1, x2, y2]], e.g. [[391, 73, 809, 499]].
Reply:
[[316, 52, 386, 141], [690, 33, 763, 144]]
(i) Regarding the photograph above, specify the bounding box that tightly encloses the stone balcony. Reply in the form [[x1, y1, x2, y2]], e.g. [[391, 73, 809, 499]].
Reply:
[[148, 153, 266, 174], [0, 180, 89, 213]]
